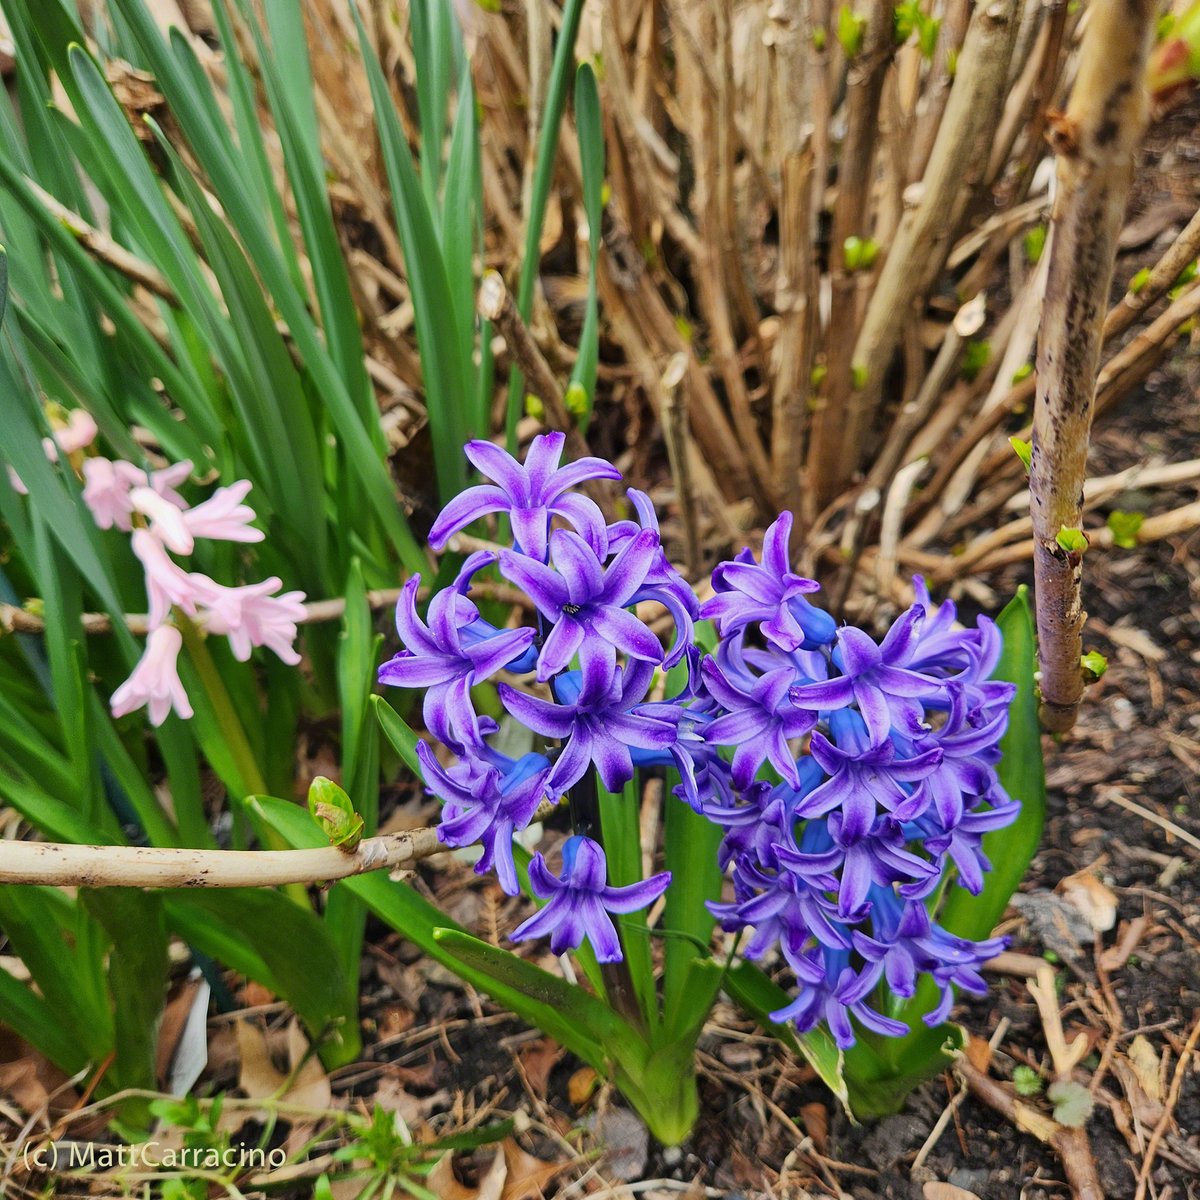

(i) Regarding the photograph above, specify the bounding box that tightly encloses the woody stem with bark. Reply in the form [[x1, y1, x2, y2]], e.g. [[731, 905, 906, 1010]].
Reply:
[[1030, 0, 1157, 733]]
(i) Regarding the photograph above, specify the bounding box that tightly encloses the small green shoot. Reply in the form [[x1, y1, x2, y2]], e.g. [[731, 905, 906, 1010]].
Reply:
[[308, 776, 364, 851], [1107, 509, 1144, 548], [1055, 527, 1089, 554], [1012, 1065, 1044, 1096]]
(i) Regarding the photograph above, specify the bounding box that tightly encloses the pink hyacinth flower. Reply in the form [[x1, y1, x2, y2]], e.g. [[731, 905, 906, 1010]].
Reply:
[[132, 529, 202, 626], [130, 486, 194, 555], [84, 459, 194, 532], [180, 480, 263, 544], [6, 410, 99, 494], [148, 460, 192, 507], [200, 577, 306, 665], [82, 458, 145, 530], [110, 624, 193, 726], [49, 410, 99, 457]]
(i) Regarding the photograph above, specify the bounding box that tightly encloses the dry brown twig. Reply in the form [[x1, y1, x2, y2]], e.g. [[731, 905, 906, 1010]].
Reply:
[[0, 799, 557, 889]]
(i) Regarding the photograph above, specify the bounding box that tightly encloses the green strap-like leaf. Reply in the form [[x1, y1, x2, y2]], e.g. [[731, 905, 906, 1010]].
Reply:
[[939, 584, 1045, 940], [570, 63, 603, 425], [371, 693, 423, 777]]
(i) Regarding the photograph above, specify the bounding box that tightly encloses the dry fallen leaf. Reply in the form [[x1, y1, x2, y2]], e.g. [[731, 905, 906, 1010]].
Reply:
[[235, 1020, 288, 1099], [567, 1066, 598, 1109], [518, 1038, 564, 1097], [1128, 1034, 1163, 1103], [923, 1184, 982, 1200], [233, 1019, 331, 1109], [964, 1035, 995, 1073], [283, 1019, 332, 1110], [0, 1055, 53, 1116], [427, 1145, 506, 1200], [1058, 868, 1118, 933], [501, 1138, 573, 1200], [799, 1101, 828, 1154]]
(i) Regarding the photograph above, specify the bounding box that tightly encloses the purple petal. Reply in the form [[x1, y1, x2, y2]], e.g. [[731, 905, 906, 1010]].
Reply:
[[589, 605, 663, 663], [875, 666, 942, 698], [510, 506, 550, 561], [527, 852, 567, 897], [468, 627, 537, 679], [499, 552, 568, 616], [761, 512, 793, 577], [498, 684, 574, 738], [606, 710, 677, 750], [592, 733, 634, 792], [511, 900, 565, 942], [464, 440, 528, 498], [852, 681, 893, 745], [715, 562, 780, 604], [703, 710, 764, 745], [522, 431, 566, 495], [582, 898, 623, 962], [428, 484, 510, 549], [392, 576, 438, 653], [549, 529, 605, 599], [602, 870, 672, 914], [543, 456, 623, 498], [547, 732, 593, 794], [549, 492, 608, 554], [598, 529, 659, 607], [567, 836, 609, 890], [788, 676, 855, 710], [838, 626, 882, 676], [879, 606, 924, 663], [537, 616, 585, 680], [378, 653, 457, 688]]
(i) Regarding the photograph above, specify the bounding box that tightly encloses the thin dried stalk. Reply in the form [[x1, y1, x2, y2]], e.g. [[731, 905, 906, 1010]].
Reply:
[[843, 0, 1021, 502], [907, 0, 970, 182], [807, 0, 894, 507], [767, 3, 817, 517], [675, 0, 772, 503], [1103, 203, 1200, 340]]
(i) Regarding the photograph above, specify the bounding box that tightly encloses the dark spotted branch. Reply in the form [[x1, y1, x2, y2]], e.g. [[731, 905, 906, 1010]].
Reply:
[[1030, 0, 1157, 734]]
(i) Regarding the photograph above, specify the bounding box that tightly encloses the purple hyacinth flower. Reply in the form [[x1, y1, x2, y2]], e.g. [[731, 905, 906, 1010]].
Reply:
[[378, 555, 536, 750], [511, 834, 670, 961], [701, 658, 815, 788], [768, 945, 908, 1048], [788, 606, 944, 745], [500, 527, 664, 681], [701, 512, 837, 650], [907, 694, 1007, 827], [417, 741, 552, 896], [824, 812, 941, 920], [907, 575, 978, 672], [606, 489, 700, 665], [498, 657, 677, 794], [799, 710, 943, 841], [428, 432, 620, 562], [918, 795, 1021, 894], [709, 853, 851, 956], [854, 891, 1007, 1024]]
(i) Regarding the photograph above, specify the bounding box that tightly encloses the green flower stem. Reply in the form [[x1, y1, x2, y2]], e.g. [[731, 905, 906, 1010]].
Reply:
[[177, 613, 266, 797], [567, 766, 646, 1033], [176, 615, 306, 903]]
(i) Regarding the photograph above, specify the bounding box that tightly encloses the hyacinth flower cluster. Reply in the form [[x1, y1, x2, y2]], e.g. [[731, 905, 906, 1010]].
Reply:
[[698, 517, 1019, 1045], [12, 407, 305, 726], [381, 433, 1020, 1045]]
